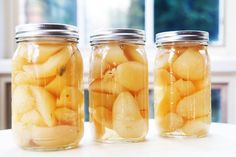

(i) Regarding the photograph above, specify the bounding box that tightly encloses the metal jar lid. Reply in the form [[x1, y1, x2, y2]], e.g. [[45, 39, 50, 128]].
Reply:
[[90, 28, 145, 45], [156, 30, 209, 44], [15, 23, 79, 42]]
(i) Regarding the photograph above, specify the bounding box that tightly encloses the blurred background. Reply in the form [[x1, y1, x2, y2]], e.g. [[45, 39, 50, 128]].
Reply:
[[0, 0, 235, 129]]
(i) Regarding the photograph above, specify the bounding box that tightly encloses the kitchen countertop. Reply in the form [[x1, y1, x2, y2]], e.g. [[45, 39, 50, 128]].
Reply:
[[0, 120, 236, 157]]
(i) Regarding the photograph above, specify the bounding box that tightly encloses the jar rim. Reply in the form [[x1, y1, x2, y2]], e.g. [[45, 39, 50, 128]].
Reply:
[[90, 28, 145, 45], [155, 30, 209, 44], [15, 23, 79, 42]]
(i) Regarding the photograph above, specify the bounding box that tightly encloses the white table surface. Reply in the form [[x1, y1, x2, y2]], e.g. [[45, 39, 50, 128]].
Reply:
[[1, 120, 236, 157]]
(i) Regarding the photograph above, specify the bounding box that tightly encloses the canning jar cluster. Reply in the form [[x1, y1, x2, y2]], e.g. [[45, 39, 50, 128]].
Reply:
[[12, 24, 211, 151]]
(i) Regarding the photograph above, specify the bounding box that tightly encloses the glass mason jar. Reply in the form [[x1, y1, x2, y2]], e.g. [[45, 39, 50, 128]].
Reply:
[[89, 29, 149, 142], [154, 30, 211, 137], [12, 24, 84, 150]]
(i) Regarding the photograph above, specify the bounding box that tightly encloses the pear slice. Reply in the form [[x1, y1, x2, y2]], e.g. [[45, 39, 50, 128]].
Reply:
[[155, 53, 169, 69], [12, 56, 28, 72], [134, 89, 149, 111], [23, 47, 71, 78], [193, 76, 210, 90], [159, 112, 184, 132], [45, 70, 67, 97], [12, 85, 35, 117], [21, 110, 46, 126], [93, 106, 112, 129], [94, 119, 105, 139], [14, 71, 54, 86], [90, 77, 125, 94], [17, 43, 65, 63], [90, 54, 110, 80], [155, 69, 176, 86], [176, 88, 211, 119], [113, 92, 147, 138], [173, 48, 206, 80], [30, 44, 65, 63], [45, 53, 83, 96], [104, 44, 128, 65], [31, 86, 56, 127], [155, 53, 177, 70], [122, 44, 147, 64], [56, 86, 84, 110], [115, 61, 148, 92], [13, 122, 32, 147], [174, 79, 196, 96], [32, 125, 77, 147], [154, 86, 181, 118], [55, 108, 77, 125], [182, 119, 209, 137], [65, 51, 83, 86], [89, 91, 117, 110]]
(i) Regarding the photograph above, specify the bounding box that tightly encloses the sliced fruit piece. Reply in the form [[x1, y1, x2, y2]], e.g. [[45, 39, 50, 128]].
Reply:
[[90, 54, 110, 80], [90, 77, 125, 94], [182, 119, 209, 137], [113, 92, 147, 138], [194, 76, 210, 91], [154, 86, 181, 118], [12, 85, 35, 117], [30, 44, 65, 63], [94, 119, 105, 139], [159, 112, 184, 132], [32, 125, 77, 147], [45, 74, 67, 96], [173, 48, 206, 80], [77, 119, 84, 142], [174, 79, 196, 96], [14, 43, 32, 63], [21, 110, 46, 126], [155, 53, 169, 69], [104, 44, 128, 65], [23, 47, 71, 78], [197, 114, 211, 123], [122, 44, 147, 64], [115, 61, 148, 91], [17, 43, 65, 63], [45, 53, 82, 96], [155, 69, 176, 86], [13, 122, 32, 147], [93, 106, 112, 129], [134, 88, 149, 111], [12, 56, 28, 72], [14, 71, 54, 86], [56, 86, 83, 110], [155, 52, 177, 70], [66, 51, 83, 86], [55, 108, 77, 125], [89, 91, 117, 110], [176, 88, 211, 119], [140, 110, 149, 119], [31, 86, 56, 127]]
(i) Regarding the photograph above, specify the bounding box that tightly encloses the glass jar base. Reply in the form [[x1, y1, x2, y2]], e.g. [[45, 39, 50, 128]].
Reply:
[[21, 142, 78, 151], [95, 136, 146, 144], [160, 130, 208, 138]]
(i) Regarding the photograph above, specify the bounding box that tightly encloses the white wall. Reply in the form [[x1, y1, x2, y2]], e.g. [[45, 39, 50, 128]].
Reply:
[[208, 0, 236, 124], [0, 0, 4, 58]]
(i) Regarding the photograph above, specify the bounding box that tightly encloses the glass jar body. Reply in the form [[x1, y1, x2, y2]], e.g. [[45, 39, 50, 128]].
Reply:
[[89, 41, 149, 142], [12, 39, 84, 150], [154, 42, 211, 137]]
